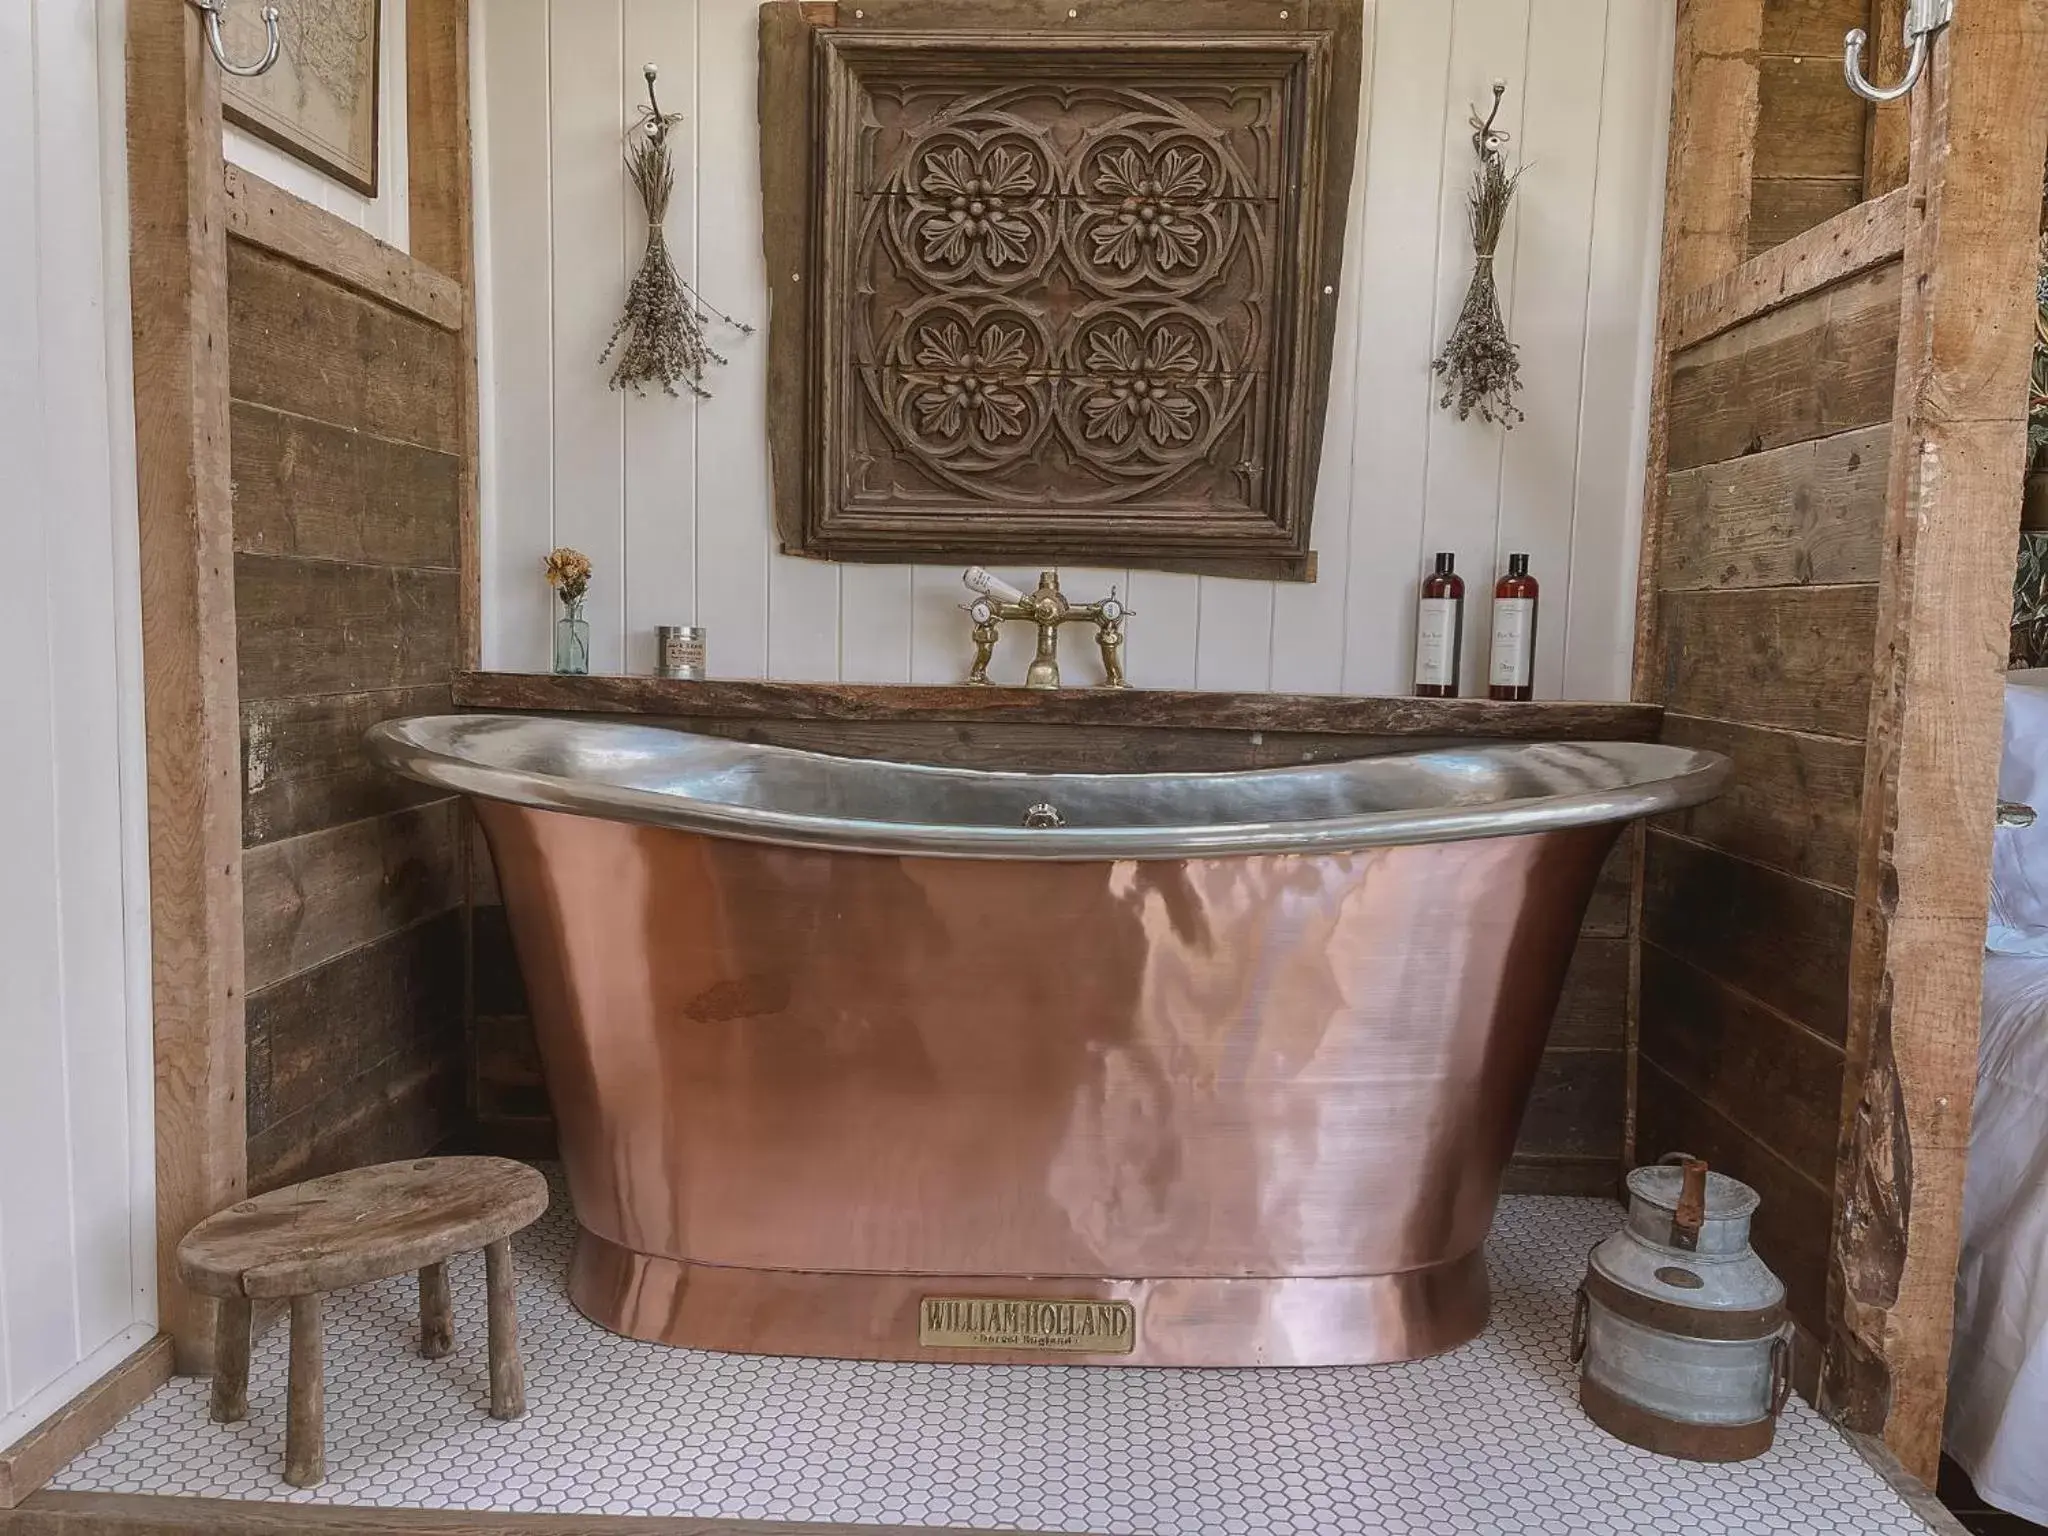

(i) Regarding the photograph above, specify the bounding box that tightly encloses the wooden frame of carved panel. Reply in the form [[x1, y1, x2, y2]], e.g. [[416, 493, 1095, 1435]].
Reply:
[[759, 0, 1365, 580]]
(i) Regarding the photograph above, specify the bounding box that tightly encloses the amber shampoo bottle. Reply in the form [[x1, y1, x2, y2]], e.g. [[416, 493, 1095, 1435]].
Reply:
[[1413, 552, 1464, 698], [1488, 553, 1539, 701]]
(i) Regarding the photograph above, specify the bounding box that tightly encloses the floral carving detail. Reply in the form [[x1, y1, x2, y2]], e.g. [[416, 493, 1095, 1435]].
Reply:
[[1087, 146, 1215, 273], [918, 145, 1042, 269], [911, 319, 1033, 443], [1080, 323, 1202, 447]]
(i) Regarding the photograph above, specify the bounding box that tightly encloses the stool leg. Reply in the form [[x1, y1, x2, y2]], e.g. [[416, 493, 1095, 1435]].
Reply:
[[211, 1295, 251, 1424], [285, 1294, 325, 1487], [418, 1261, 453, 1358], [484, 1238, 525, 1419]]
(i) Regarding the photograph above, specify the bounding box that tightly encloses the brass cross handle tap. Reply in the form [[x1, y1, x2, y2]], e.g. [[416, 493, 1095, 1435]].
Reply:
[[961, 568, 1131, 691]]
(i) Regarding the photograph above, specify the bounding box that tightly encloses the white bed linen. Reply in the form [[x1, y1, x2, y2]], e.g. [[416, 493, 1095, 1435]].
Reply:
[[1948, 952, 2048, 1523]]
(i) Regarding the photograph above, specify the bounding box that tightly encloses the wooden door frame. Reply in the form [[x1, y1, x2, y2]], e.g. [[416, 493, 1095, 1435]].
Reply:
[[1635, 0, 2048, 1484], [124, 0, 482, 1376], [125, 0, 248, 1379], [1826, 0, 2048, 1478]]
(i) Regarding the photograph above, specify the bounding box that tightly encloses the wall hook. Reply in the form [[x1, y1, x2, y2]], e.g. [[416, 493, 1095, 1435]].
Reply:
[[188, 0, 283, 78], [1845, 0, 1952, 104]]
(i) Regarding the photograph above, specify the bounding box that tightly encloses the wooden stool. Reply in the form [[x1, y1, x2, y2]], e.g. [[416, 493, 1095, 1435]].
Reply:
[[177, 1157, 550, 1487]]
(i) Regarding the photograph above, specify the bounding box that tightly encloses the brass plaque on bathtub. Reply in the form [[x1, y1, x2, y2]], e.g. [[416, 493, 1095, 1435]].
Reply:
[[919, 1296, 1135, 1354]]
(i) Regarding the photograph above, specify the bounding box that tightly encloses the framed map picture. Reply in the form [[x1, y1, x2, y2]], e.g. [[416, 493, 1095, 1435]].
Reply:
[[221, 0, 381, 196]]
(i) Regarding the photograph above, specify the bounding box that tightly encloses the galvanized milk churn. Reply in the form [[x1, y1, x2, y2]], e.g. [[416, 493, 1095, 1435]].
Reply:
[[1572, 1157, 1792, 1461]]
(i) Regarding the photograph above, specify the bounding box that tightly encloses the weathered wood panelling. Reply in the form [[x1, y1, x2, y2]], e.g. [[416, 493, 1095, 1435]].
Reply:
[[230, 403, 460, 569], [1635, 1058, 1833, 1332], [455, 672, 1664, 738], [1665, 263, 1901, 472], [246, 1047, 463, 1199], [1654, 585, 1878, 739], [1636, 206, 1902, 1380], [1516, 1050, 1626, 1162], [241, 799, 463, 995], [1552, 935, 1628, 1051], [1749, 0, 1870, 256], [246, 910, 465, 1178], [1749, 179, 1867, 258], [1657, 715, 1865, 892], [1659, 426, 1888, 592], [228, 186, 470, 1191], [241, 687, 454, 848], [227, 240, 462, 453], [1642, 831, 1855, 1044], [1754, 58, 1865, 180], [1638, 942, 1846, 1180], [234, 554, 460, 701]]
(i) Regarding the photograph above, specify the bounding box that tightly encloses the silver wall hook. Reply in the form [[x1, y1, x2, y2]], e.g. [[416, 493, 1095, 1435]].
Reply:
[[1844, 0, 1952, 104], [189, 0, 283, 79]]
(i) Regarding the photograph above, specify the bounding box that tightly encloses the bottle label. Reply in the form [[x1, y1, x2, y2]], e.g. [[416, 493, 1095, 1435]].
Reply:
[[1490, 598, 1536, 689], [1415, 598, 1458, 687]]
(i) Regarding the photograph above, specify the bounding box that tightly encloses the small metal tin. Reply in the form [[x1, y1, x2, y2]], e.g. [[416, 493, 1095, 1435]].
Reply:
[[655, 626, 706, 680]]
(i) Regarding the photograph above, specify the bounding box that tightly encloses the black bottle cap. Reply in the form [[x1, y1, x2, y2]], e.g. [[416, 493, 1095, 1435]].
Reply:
[[1434, 552, 1456, 575], [1508, 553, 1530, 577]]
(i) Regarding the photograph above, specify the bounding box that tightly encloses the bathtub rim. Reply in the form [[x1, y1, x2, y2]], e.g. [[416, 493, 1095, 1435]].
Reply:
[[368, 712, 1725, 860]]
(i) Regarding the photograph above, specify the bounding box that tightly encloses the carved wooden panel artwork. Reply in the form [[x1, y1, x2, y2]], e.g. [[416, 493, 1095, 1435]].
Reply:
[[759, 1, 1365, 578]]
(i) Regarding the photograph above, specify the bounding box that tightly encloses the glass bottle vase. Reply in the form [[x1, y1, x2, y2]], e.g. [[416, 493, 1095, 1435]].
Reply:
[[553, 597, 591, 675]]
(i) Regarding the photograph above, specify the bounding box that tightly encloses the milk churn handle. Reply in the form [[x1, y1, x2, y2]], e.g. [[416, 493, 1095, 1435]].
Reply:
[[1568, 1238, 1600, 1365], [1671, 1156, 1710, 1252], [1768, 1334, 1794, 1417]]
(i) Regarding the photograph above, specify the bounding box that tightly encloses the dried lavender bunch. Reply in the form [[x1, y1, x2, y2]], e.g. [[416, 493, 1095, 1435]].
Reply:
[[1433, 91, 1526, 429], [602, 105, 752, 399]]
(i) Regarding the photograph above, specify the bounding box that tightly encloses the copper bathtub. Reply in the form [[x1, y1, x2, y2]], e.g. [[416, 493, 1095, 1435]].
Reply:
[[368, 715, 1725, 1367]]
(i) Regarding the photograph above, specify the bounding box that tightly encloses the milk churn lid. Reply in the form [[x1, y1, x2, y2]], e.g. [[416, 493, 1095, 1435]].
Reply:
[[1626, 1161, 1760, 1220]]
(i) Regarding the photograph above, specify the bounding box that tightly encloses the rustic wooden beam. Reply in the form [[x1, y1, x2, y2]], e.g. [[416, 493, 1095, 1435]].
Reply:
[[124, 0, 248, 1376], [222, 166, 462, 331], [452, 672, 1665, 739], [1667, 187, 1911, 353], [0, 1339, 174, 1510], [406, 0, 483, 672], [1665, 0, 1768, 297], [1825, 0, 2048, 1482]]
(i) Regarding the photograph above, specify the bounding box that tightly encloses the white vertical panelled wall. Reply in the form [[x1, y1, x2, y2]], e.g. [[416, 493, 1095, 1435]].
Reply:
[[476, 0, 1673, 697], [223, 0, 412, 250], [0, 0, 158, 1453]]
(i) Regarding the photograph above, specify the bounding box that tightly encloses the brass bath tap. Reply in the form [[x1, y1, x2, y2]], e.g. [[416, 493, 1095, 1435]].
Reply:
[[961, 568, 1130, 690]]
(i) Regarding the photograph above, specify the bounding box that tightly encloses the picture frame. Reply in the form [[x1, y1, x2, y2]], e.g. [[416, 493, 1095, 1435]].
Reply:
[[221, 0, 382, 197]]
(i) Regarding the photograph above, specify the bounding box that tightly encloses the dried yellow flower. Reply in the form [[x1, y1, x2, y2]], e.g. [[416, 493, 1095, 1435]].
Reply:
[[544, 547, 593, 604]]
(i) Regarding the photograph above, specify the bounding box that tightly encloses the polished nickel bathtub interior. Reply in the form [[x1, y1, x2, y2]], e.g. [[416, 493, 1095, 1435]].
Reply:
[[366, 713, 1728, 859]]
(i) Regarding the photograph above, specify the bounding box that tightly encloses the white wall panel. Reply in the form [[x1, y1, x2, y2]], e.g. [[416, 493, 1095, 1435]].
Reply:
[[0, 0, 157, 1454], [475, 0, 1672, 698], [222, 0, 412, 250]]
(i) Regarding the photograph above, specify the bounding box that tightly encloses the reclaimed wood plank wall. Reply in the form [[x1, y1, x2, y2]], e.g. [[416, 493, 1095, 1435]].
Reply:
[[1748, 0, 1873, 254], [1635, 258, 1900, 1340], [226, 231, 470, 1193]]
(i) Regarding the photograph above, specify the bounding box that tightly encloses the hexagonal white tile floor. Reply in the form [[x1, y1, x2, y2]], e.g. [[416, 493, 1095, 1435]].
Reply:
[[55, 1171, 1936, 1535]]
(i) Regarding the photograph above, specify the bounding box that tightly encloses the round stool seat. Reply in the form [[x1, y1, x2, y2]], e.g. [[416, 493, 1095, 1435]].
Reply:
[[178, 1157, 549, 1299]]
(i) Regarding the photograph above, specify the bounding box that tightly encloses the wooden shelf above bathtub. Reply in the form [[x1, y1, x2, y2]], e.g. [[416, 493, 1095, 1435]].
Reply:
[[454, 672, 1662, 746]]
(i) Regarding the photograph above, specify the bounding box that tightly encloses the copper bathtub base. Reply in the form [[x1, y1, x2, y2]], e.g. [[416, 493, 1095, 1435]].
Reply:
[[570, 1227, 1492, 1367]]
